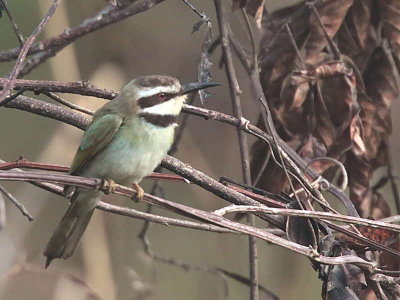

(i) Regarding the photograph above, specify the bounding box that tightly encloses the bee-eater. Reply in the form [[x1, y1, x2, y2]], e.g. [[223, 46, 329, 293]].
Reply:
[[43, 75, 219, 267]]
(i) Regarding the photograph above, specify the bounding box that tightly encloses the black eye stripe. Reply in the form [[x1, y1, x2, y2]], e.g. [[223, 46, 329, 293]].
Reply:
[[138, 93, 174, 109]]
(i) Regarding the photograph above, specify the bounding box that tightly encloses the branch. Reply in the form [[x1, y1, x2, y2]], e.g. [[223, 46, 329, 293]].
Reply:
[[4, 92, 358, 217], [214, 1, 258, 298], [0, 0, 62, 104], [0, 78, 117, 99], [0, 169, 236, 234], [0, 0, 166, 65], [212, 205, 400, 235], [0, 170, 377, 270], [0, 159, 189, 183], [0, 0, 24, 45], [4, 95, 89, 130], [0, 184, 33, 221]]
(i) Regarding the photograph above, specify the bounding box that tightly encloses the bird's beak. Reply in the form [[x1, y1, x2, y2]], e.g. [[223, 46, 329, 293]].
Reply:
[[179, 82, 221, 96]]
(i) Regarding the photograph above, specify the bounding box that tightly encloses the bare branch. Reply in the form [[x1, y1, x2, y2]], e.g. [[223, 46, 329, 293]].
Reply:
[[3, 91, 358, 217], [42, 91, 94, 115], [0, 0, 24, 45], [212, 205, 400, 235], [0, 184, 33, 221], [0, 170, 378, 269], [0, 78, 117, 99], [0, 159, 189, 183], [0, 0, 167, 64], [0, 0, 62, 104], [214, 1, 258, 298]]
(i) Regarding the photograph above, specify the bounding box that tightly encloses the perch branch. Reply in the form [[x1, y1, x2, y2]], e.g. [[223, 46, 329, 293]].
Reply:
[[0, 170, 378, 270]]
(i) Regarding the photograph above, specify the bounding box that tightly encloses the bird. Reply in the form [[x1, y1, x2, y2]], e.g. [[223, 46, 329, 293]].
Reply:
[[43, 75, 219, 267]]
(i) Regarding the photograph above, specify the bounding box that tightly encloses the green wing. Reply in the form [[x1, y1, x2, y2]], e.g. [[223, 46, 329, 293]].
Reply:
[[70, 114, 123, 175]]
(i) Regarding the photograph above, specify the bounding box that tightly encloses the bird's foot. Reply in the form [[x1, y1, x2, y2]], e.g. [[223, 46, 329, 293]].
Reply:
[[101, 179, 117, 194], [132, 183, 144, 202]]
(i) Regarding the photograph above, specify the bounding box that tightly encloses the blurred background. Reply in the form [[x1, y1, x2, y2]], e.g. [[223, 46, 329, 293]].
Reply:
[[0, 0, 398, 299]]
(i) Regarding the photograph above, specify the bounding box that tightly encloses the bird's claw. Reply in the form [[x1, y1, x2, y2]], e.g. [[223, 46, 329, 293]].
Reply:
[[101, 179, 116, 194], [132, 183, 144, 202]]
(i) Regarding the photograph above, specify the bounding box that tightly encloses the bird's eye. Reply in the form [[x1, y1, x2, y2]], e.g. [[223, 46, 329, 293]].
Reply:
[[157, 93, 167, 100]]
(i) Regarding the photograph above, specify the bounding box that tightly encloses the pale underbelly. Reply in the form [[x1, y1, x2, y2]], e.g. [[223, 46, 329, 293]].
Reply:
[[80, 127, 174, 184]]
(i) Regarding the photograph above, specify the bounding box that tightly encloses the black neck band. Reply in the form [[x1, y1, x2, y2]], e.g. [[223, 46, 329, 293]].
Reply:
[[139, 113, 178, 128]]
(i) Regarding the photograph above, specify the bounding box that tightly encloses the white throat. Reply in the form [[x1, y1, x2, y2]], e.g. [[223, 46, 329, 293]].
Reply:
[[140, 95, 186, 116]]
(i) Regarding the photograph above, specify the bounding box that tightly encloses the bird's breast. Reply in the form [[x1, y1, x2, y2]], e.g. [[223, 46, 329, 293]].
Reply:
[[82, 118, 175, 184]]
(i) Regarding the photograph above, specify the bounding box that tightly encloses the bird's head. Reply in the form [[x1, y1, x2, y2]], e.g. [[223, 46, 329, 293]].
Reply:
[[115, 75, 219, 127]]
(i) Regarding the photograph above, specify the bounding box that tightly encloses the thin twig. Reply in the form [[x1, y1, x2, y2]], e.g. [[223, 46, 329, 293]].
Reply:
[[0, 0, 24, 45], [214, 2, 259, 299], [0, 170, 379, 269], [181, 0, 210, 21], [0, 0, 62, 104], [285, 23, 306, 69], [308, 3, 341, 59], [0, 0, 166, 64], [42, 91, 94, 115], [99, 201, 236, 234], [212, 205, 400, 234], [241, 8, 257, 71], [0, 184, 33, 221]]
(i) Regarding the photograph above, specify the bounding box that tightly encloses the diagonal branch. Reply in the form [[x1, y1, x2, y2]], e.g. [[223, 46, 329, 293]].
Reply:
[[0, 184, 33, 221], [0, 0, 62, 104], [0, 169, 378, 271], [0, 0, 24, 45], [0, 0, 166, 64]]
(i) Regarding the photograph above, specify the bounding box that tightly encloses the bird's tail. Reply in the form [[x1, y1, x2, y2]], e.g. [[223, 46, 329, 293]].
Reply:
[[43, 190, 100, 267]]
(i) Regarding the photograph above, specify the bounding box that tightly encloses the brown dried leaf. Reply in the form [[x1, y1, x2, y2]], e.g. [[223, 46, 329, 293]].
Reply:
[[338, 0, 380, 70], [258, 2, 309, 102], [232, 0, 265, 28], [381, 0, 400, 55], [232, 0, 247, 11], [245, 0, 264, 28], [302, 0, 354, 64], [253, 1, 399, 231]]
